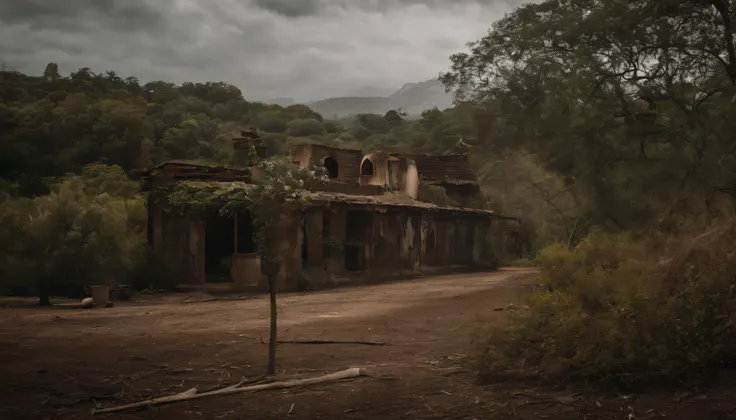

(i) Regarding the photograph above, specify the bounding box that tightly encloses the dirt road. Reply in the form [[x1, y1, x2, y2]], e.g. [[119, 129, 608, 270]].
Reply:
[[0, 269, 734, 420]]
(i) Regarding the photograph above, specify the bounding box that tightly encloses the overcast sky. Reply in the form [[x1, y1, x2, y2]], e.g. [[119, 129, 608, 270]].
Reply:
[[0, 0, 524, 102]]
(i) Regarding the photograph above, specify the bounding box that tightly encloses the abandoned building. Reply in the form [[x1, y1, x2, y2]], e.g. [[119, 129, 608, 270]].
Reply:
[[143, 130, 511, 292]]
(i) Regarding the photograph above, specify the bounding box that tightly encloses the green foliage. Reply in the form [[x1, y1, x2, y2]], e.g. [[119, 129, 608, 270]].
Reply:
[[473, 226, 736, 388], [0, 165, 161, 303], [442, 0, 736, 233], [0, 65, 482, 200], [159, 159, 326, 266], [286, 118, 326, 137]]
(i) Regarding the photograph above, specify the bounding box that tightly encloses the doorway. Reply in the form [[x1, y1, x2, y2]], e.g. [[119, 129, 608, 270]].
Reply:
[[205, 213, 234, 282]]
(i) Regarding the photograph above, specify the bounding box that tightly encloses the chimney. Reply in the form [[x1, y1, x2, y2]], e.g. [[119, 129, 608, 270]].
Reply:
[[231, 127, 268, 166]]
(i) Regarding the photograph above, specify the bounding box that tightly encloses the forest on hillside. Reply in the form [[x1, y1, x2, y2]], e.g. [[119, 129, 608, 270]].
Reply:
[[2, 0, 736, 389], [0, 65, 473, 197]]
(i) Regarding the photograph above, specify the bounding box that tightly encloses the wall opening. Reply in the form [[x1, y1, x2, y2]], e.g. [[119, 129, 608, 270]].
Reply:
[[344, 210, 371, 272], [361, 159, 374, 176], [346, 210, 373, 242], [427, 226, 436, 250], [236, 212, 256, 254], [323, 157, 339, 179], [205, 213, 235, 281], [344, 244, 363, 272]]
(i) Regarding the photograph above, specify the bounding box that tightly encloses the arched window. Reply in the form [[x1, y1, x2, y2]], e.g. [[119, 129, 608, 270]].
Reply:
[[361, 159, 374, 176], [323, 157, 339, 179]]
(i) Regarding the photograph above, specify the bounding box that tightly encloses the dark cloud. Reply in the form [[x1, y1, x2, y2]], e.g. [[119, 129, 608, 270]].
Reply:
[[0, 0, 528, 102], [253, 0, 321, 17], [0, 0, 164, 31]]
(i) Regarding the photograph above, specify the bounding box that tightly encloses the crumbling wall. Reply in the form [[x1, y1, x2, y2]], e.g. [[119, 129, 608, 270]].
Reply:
[[304, 211, 324, 267], [231, 254, 268, 291], [153, 203, 205, 284], [309, 145, 362, 184], [405, 159, 419, 199]]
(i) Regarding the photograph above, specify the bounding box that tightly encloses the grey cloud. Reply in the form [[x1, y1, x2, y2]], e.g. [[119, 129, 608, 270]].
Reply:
[[253, 0, 321, 17], [253, 0, 522, 16], [0, 0, 528, 102], [0, 0, 164, 32]]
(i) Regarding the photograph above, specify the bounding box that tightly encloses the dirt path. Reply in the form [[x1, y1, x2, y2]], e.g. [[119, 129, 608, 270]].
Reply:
[[0, 268, 734, 420]]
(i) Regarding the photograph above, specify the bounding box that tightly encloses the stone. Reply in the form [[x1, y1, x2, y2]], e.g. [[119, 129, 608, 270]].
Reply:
[[81, 297, 95, 309]]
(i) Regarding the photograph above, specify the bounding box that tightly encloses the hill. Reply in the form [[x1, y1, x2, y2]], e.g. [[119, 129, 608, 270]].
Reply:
[[306, 79, 453, 118]]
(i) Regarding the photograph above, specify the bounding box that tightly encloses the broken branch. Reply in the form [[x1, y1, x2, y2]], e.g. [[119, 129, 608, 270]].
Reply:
[[93, 368, 366, 415], [264, 339, 390, 346]]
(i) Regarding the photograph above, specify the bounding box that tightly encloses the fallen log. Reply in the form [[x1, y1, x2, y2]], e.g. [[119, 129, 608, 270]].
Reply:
[[265, 339, 390, 346], [93, 368, 366, 415]]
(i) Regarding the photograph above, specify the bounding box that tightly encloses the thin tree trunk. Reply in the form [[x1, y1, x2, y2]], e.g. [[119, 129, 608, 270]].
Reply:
[[38, 278, 51, 306], [267, 274, 277, 376]]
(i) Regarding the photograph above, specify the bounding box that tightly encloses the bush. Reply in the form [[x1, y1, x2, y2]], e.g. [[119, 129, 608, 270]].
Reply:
[[0, 165, 158, 304], [287, 118, 326, 137], [127, 250, 179, 292], [473, 226, 736, 389]]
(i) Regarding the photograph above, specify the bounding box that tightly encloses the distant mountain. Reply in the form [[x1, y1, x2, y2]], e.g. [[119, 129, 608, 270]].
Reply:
[[343, 85, 396, 98], [306, 79, 453, 118], [266, 97, 296, 107]]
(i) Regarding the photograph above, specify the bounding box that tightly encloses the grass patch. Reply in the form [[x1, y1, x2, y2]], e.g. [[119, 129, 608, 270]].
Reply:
[[507, 258, 536, 268]]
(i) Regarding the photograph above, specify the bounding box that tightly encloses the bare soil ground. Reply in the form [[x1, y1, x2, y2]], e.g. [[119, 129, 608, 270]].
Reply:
[[1, 269, 734, 420]]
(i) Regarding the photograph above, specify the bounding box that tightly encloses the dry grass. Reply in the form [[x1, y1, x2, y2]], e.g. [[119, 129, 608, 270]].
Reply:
[[473, 223, 736, 389]]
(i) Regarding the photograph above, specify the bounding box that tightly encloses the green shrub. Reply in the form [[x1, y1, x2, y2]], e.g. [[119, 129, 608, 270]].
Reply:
[[473, 226, 736, 389], [127, 250, 179, 292], [287, 118, 326, 137], [0, 165, 154, 304]]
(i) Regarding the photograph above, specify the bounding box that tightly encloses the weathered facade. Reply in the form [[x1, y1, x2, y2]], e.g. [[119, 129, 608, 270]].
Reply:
[[144, 133, 512, 292]]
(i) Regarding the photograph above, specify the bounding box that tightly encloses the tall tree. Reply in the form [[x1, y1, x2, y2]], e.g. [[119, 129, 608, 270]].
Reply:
[[42, 63, 61, 82], [441, 0, 736, 231]]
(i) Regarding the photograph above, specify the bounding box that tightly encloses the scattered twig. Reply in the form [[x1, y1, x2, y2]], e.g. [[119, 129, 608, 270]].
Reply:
[[93, 368, 368, 415], [130, 369, 160, 381], [154, 365, 194, 375], [288, 403, 295, 414]]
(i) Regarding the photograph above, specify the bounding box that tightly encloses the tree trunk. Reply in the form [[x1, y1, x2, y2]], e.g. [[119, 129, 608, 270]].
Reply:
[[38, 279, 51, 306], [267, 274, 277, 375]]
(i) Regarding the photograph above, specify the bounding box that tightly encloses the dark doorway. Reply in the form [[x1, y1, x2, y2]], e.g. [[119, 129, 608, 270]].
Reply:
[[344, 210, 371, 272], [427, 227, 436, 250], [361, 159, 374, 176], [344, 244, 363, 272], [346, 210, 373, 242], [323, 157, 339, 179], [205, 213, 234, 281]]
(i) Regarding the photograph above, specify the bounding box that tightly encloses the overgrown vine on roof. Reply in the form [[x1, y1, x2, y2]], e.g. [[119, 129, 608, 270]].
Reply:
[[155, 158, 327, 263]]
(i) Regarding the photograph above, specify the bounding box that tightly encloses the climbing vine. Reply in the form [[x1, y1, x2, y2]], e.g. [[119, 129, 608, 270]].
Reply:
[[155, 158, 327, 263]]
